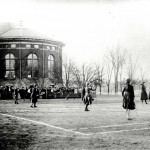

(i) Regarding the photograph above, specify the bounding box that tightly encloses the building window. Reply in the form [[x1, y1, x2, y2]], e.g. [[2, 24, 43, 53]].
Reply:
[[11, 44, 16, 48], [27, 53, 38, 78], [48, 55, 55, 78], [26, 44, 31, 48], [5, 53, 15, 79], [34, 45, 39, 49]]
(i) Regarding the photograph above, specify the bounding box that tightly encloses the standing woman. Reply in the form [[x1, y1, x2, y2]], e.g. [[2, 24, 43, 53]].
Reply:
[[122, 79, 135, 120], [140, 82, 148, 104], [30, 85, 39, 108]]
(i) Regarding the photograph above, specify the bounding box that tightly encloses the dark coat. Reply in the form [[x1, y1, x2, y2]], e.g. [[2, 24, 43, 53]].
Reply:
[[122, 83, 135, 110], [31, 88, 39, 103], [19, 88, 26, 99], [14, 89, 19, 99], [141, 85, 148, 100]]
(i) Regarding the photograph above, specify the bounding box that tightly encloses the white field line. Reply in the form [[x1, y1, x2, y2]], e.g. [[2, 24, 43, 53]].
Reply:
[[69, 122, 150, 131], [1, 113, 89, 136], [2, 113, 150, 136], [88, 127, 150, 135]]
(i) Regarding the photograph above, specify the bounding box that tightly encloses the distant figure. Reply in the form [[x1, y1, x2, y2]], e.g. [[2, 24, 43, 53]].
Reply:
[[140, 82, 148, 104], [83, 82, 94, 111], [19, 87, 26, 101], [122, 79, 135, 120], [14, 88, 20, 104], [30, 85, 39, 108], [65, 88, 70, 100]]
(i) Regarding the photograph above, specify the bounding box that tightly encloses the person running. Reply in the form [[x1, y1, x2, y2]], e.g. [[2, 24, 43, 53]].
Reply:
[[30, 85, 39, 108], [140, 82, 148, 104], [122, 79, 135, 120]]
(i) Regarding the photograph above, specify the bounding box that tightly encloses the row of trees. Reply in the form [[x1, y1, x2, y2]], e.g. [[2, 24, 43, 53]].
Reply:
[[62, 45, 146, 94]]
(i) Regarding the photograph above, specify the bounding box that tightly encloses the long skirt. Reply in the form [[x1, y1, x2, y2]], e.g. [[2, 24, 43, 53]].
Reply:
[[83, 94, 92, 105], [32, 97, 38, 103], [122, 92, 135, 110], [141, 91, 148, 100]]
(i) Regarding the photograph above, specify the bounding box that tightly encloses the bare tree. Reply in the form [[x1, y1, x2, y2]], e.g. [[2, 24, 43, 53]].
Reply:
[[126, 54, 139, 81], [104, 59, 113, 94], [81, 62, 97, 87], [105, 45, 126, 93], [62, 55, 75, 88], [139, 65, 147, 83], [71, 64, 82, 87], [94, 61, 105, 95]]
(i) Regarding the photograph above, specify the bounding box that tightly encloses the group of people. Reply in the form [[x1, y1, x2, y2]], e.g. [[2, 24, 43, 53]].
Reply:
[[122, 79, 150, 120], [0, 80, 149, 119], [82, 79, 149, 121], [0, 86, 27, 101], [0, 85, 81, 100], [41, 86, 81, 99], [13, 85, 40, 107]]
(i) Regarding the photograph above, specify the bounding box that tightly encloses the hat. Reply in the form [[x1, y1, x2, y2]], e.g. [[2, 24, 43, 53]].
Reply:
[[141, 82, 145, 85], [127, 79, 130, 83]]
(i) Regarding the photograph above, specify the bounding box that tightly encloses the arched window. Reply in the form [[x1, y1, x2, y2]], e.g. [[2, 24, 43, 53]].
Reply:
[[27, 53, 38, 78], [5, 53, 15, 79], [48, 55, 55, 78]]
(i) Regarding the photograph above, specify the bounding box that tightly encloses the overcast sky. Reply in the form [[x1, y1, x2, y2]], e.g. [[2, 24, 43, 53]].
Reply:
[[1, 0, 150, 80]]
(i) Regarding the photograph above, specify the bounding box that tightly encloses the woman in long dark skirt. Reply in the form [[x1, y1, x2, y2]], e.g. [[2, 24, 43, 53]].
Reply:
[[30, 85, 39, 108], [141, 82, 148, 104], [122, 79, 135, 120]]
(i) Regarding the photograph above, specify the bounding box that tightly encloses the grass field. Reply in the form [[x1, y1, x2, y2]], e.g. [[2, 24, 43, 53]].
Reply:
[[0, 95, 150, 150]]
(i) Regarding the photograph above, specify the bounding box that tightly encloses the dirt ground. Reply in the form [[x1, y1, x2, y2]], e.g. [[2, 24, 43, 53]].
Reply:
[[0, 95, 150, 150]]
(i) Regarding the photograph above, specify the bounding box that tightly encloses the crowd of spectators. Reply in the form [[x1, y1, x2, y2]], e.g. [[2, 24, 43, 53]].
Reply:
[[0, 85, 81, 100]]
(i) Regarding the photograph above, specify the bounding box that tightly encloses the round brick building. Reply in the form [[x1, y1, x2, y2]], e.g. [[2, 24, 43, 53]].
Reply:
[[0, 24, 64, 88]]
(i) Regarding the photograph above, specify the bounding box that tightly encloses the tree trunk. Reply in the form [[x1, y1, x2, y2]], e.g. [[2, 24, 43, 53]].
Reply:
[[115, 74, 118, 93], [99, 84, 102, 95], [107, 84, 110, 95]]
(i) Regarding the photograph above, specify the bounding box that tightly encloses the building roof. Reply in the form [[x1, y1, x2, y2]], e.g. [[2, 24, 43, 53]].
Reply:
[[0, 24, 64, 46], [0, 27, 50, 39]]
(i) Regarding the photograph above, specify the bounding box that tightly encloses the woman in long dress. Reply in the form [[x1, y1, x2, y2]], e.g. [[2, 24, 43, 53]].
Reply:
[[141, 82, 148, 104], [30, 85, 39, 108], [122, 79, 135, 120]]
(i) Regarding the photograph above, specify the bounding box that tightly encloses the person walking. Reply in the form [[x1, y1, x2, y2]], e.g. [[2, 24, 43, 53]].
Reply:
[[140, 82, 148, 104], [14, 87, 20, 104], [30, 85, 39, 108], [122, 79, 135, 120]]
